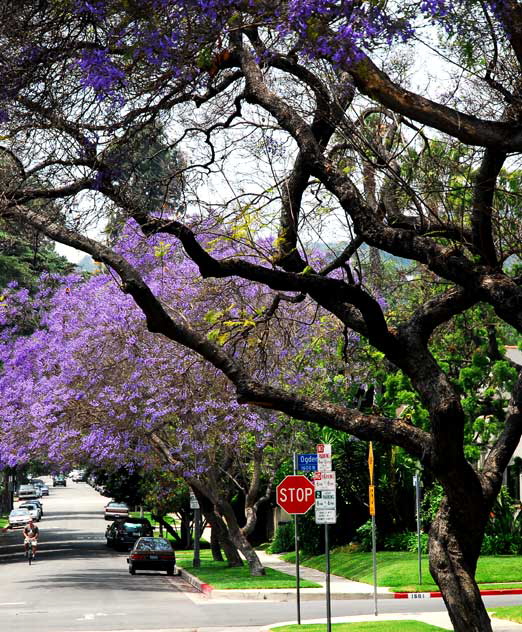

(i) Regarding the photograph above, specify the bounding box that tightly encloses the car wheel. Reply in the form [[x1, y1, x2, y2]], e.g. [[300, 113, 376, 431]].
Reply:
[[128, 565, 136, 575], [166, 566, 174, 576]]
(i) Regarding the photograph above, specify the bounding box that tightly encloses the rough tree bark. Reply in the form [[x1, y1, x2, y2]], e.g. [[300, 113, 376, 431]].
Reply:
[[429, 498, 492, 632], [210, 525, 224, 562], [215, 498, 266, 576], [195, 490, 244, 567]]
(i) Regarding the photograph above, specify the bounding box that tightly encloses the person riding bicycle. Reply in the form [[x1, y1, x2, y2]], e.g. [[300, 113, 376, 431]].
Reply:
[[23, 518, 39, 559]]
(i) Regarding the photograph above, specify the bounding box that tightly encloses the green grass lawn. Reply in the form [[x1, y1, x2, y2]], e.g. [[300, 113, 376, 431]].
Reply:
[[269, 622, 448, 631], [176, 549, 321, 589], [488, 606, 522, 623], [282, 550, 522, 592], [0, 515, 8, 529], [129, 511, 177, 527]]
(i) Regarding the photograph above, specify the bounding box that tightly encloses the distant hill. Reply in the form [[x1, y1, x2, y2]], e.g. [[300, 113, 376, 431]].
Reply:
[[76, 254, 96, 273]]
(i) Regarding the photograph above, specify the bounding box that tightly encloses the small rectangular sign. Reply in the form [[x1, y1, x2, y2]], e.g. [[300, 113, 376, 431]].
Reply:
[[317, 453, 332, 472], [315, 508, 336, 524], [316, 443, 332, 455], [369, 484, 375, 516], [189, 491, 200, 509], [314, 471, 336, 490], [407, 593, 430, 599], [297, 453, 318, 471], [315, 489, 336, 509]]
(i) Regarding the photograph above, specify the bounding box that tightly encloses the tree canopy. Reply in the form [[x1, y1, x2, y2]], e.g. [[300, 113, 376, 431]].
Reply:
[[1, 1, 522, 629]]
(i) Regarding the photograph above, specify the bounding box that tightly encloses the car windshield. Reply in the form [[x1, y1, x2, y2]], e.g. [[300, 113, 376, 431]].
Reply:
[[136, 538, 171, 551], [108, 503, 128, 509], [123, 523, 145, 533], [11, 510, 29, 516]]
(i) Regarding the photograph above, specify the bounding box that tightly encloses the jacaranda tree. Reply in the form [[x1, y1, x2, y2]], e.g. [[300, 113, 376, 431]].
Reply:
[[0, 223, 341, 574], [1, 1, 522, 628]]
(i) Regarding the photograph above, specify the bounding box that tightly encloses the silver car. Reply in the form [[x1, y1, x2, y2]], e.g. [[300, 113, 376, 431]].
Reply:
[[8, 508, 31, 528], [18, 502, 41, 521]]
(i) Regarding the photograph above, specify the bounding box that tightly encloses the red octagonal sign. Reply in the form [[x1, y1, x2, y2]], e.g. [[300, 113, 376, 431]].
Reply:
[[276, 475, 315, 515]]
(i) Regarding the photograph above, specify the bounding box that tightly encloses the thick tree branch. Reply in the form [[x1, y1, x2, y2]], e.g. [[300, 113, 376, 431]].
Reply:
[[471, 149, 505, 266], [348, 52, 522, 151], [482, 371, 522, 497]]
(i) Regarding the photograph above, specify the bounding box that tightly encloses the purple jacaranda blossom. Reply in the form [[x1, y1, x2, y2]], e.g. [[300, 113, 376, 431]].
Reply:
[[77, 48, 126, 102], [73, 0, 107, 21], [0, 219, 370, 475]]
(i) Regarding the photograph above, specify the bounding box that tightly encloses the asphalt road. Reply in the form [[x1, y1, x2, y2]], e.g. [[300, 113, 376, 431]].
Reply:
[[0, 480, 521, 632]]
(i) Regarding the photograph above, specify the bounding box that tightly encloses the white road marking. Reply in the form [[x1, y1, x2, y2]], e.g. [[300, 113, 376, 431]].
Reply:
[[0, 602, 26, 606], [77, 612, 127, 621]]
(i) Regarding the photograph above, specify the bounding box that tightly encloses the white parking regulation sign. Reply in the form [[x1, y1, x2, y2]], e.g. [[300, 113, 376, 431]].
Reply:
[[313, 471, 336, 490], [315, 490, 336, 509], [315, 508, 336, 524]]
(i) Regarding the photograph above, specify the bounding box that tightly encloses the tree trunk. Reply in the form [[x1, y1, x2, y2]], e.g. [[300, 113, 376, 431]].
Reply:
[[429, 497, 492, 632], [180, 511, 192, 549], [218, 499, 266, 576], [194, 490, 244, 567], [154, 515, 181, 544], [210, 524, 224, 561], [203, 507, 243, 566], [1, 470, 10, 514]]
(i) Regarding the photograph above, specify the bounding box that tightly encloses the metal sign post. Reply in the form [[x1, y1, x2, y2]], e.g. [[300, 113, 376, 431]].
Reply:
[[325, 524, 331, 632], [190, 491, 201, 568], [414, 474, 422, 584], [368, 442, 378, 616], [288, 457, 317, 624], [293, 453, 301, 625], [315, 445, 335, 632]]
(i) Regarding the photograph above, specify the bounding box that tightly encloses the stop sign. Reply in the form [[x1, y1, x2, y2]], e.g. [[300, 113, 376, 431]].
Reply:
[[276, 475, 315, 514]]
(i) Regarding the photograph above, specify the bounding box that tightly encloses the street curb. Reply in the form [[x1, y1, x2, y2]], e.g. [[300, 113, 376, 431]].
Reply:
[[393, 588, 522, 599], [178, 566, 522, 601], [178, 566, 213, 596]]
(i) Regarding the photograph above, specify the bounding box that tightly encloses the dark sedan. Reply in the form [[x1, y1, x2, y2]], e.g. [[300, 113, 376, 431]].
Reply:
[[105, 518, 153, 550], [127, 537, 176, 575]]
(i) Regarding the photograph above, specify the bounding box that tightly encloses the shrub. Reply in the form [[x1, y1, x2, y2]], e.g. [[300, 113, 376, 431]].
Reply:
[[269, 521, 295, 553], [353, 519, 376, 552], [269, 513, 323, 556], [482, 487, 522, 554], [383, 531, 428, 553]]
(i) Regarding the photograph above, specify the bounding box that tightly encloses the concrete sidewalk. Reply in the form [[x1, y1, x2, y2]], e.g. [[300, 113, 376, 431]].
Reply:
[[179, 550, 522, 631], [179, 548, 390, 601], [255, 551, 522, 629], [261, 612, 522, 631]]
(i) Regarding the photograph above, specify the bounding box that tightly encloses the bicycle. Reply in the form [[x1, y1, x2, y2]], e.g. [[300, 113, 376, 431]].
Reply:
[[25, 538, 36, 565]]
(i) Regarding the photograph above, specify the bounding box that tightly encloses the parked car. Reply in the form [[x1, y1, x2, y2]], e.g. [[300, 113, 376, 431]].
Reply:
[[18, 502, 42, 521], [105, 518, 153, 550], [8, 508, 31, 528], [38, 484, 49, 496], [72, 469, 86, 482], [104, 501, 129, 521], [53, 474, 67, 487], [127, 537, 176, 575], [28, 479, 46, 496], [30, 499, 44, 516], [17, 484, 38, 500]]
